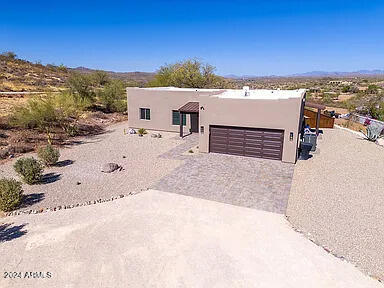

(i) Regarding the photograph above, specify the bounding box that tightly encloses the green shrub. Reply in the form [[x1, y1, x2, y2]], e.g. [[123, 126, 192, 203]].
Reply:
[[37, 145, 60, 166], [137, 128, 147, 136], [92, 70, 110, 86], [10, 92, 85, 134], [10, 96, 57, 130], [53, 91, 86, 118], [98, 80, 127, 113], [67, 72, 95, 101], [61, 122, 79, 136], [0, 178, 23, 212], [14, 157, 43, 185]]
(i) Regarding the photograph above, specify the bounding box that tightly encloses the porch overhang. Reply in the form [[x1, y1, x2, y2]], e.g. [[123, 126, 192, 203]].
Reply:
[[178, 102, 199, 138], [178, 102, 199, 113]]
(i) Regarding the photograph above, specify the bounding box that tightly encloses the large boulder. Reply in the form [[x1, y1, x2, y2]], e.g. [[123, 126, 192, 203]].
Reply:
[[101, 163, 121, 173]]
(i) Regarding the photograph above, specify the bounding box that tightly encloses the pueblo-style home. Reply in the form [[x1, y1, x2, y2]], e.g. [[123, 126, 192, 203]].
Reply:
[[127, 87, 307, 163]]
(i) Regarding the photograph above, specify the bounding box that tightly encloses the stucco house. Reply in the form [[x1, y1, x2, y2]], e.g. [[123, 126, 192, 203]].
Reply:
[[127, 87, 306, 163]]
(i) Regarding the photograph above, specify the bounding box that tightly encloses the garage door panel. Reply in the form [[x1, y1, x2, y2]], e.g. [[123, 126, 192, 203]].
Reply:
[[210, 125, 284, 161], [210, 138, 228, 145], [244, 139, 263, 146]]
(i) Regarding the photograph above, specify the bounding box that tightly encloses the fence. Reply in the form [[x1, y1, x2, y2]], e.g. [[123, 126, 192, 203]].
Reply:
[[350, 114, 384, 130]]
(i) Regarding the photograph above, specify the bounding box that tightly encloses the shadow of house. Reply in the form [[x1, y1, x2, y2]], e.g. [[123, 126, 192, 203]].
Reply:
[[41, 173, 61, 184], [20, 193, 45, 208], [55, 160, 74, 167], [0, 223, 27, 242]]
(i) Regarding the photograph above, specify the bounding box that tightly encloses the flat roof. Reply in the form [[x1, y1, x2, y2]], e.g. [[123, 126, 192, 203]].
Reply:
[[130, 87, 306, 100], [134, 87, 221, 92], [217, 89, 306, 100]]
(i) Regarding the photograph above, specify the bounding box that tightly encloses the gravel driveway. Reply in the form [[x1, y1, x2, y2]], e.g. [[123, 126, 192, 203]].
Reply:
[[286, 127, 384, 281], [0, 122, 184, 211]]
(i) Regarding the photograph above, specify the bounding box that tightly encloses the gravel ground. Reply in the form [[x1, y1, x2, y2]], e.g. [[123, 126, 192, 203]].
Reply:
[[0, 122, 184, 211], [286, 127, 384, 281]]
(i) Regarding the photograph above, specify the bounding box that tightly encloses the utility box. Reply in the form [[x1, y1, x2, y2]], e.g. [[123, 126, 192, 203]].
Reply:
[[304, 133, 317, 151]]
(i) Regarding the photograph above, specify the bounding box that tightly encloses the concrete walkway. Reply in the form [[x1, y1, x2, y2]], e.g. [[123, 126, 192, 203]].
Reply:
[[0, 190, 380, 288]]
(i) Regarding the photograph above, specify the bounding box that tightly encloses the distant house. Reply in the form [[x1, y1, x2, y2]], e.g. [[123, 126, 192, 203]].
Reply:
[[127, 87, 306, 163]]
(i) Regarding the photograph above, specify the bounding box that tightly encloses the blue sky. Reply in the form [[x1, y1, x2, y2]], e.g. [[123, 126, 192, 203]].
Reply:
[[1, 0, 384, 76]]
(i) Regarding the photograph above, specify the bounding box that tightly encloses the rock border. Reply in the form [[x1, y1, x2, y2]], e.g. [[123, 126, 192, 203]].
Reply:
[[334, 124, 366, 137], [4, 189, 147, 217]]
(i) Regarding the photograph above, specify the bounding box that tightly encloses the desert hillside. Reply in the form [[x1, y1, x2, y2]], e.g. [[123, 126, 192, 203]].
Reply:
[[0, 53, 154, 92]]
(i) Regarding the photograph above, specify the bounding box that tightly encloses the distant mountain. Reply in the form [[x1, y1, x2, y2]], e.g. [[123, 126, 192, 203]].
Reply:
[[289, 70, 384, 77], [225, 70, 384, 79]]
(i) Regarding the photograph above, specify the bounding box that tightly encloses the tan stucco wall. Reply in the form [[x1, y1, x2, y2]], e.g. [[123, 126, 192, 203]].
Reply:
[[126, 88, 222, 134], [127, 88, 304, 163], [198, 96, 304, 163]]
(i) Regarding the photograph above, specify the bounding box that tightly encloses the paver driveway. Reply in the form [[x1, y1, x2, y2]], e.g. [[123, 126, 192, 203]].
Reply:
[[154, 136, 294, 214]]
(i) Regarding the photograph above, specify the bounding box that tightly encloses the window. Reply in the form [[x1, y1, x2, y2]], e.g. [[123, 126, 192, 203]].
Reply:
[[140, 108, 150, 120], [172, 110, 186, 125]]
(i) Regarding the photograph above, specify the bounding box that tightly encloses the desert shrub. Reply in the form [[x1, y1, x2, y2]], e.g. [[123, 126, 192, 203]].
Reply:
[[58, 64, 67, 73], [0, 51, 17, 59], [10, 93, 84, 137], [98, 80, 127, 113], [61, 122, 79, 136], [14, 157, 43, 185], [137, 128, 147, 136], [67, 72, 95, 101], [10, 96, 57, 130], [366, 84, 379, 94], [0, 178, 23, 212], [37, 144, 60, 166], [92, 70, 110, 86], [53, 91, 86, 118]]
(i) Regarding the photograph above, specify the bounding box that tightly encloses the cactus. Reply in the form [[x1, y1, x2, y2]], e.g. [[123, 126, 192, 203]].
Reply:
[[360, 125, 384, 142]]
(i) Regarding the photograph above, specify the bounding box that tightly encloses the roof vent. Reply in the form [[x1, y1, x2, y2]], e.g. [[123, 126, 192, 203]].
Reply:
[[243, 86, 250, 97]]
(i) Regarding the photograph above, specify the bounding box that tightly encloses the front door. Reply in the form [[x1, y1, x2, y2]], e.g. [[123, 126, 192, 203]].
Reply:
[[190, 113, 199, 133]]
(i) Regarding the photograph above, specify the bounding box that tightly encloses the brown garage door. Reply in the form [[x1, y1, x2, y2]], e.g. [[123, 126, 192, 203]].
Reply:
[[209, 125, 284, 160]]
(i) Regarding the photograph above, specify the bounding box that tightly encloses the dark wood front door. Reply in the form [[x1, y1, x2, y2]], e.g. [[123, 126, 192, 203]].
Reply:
[[209, 125, 284, 160], [190, 113, 199, 133]]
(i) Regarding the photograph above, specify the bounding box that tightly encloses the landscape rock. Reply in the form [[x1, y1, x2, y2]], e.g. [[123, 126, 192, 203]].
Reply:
[[376, 138, 384, 147], [101, 163, 121, 173], [151, 133, 158, 138]]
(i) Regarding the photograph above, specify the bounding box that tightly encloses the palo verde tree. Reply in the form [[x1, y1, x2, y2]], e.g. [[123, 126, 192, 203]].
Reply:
[[148, 59, 231, 89]]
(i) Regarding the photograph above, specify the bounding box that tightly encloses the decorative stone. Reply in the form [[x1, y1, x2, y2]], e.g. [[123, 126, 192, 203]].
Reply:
[[101, 163, 121, 173], [376, 138, 384, 147], [151, 133, 158, 138]]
